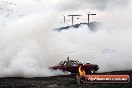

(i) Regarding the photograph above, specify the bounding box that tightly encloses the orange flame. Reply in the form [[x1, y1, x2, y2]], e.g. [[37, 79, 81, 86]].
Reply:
[[78, 66, 86, 76]]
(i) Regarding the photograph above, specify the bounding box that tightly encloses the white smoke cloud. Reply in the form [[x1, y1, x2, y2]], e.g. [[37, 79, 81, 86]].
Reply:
[[58, 1, 132, 72], [55, 0, 130, 11], [0, 0, 66, 77], [0, 0, 132, 77]]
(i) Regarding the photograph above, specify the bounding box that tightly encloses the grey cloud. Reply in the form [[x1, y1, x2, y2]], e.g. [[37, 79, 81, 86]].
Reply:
[[60, 0, 130, 11]]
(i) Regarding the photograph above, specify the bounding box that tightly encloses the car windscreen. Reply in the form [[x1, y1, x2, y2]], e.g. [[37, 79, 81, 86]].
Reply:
[[58, 61, 66, 66], [58, 61, 63, 65], [75, 60, 82, 64]]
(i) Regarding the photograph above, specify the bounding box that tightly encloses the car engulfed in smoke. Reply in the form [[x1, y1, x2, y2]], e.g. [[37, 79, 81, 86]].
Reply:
[[49, 57, 99, 74]]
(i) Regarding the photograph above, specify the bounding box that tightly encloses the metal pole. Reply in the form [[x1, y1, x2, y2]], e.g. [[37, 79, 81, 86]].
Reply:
[[72, 16, 74, 25], [87, 13, 96, 26], [88, 14, 90, 25], [64, 16, 66, 23]]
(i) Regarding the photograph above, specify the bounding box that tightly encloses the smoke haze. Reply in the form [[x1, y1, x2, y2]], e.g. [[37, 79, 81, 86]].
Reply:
[[0, 0, 132, 77]]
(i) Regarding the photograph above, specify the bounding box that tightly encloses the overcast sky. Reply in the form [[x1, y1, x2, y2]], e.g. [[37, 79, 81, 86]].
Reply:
[[48, 0, 130, 11], [0, 0, 130, 26], [0, 0, 130, 16]]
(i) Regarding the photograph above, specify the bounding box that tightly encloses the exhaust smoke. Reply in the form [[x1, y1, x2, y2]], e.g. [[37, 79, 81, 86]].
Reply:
[[0, 0, 132, 77]]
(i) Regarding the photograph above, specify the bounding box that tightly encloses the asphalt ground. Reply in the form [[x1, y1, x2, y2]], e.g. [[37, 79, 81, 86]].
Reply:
[[0, 70, 131, 88]]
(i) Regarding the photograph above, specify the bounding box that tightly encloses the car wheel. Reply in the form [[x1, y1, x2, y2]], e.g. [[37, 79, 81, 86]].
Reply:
[[77, 76, 87, 84]]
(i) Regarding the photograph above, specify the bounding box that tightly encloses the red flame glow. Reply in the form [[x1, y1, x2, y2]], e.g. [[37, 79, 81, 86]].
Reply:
[[78, 66, 86, 76]]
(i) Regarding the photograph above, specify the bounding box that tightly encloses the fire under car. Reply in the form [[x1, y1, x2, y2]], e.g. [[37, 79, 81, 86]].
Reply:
[[49, 57, 99, 74]]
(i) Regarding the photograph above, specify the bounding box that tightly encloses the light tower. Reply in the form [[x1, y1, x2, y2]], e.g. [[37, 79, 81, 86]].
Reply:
[[68, 15, 82, 25], [87, 12, 96, 25]]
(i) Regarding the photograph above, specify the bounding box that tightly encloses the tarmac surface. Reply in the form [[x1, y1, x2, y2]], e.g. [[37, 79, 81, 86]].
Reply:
[[0, 70, 131, 88]]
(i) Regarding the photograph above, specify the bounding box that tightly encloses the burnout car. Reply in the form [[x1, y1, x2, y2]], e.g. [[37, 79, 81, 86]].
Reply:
[[49, 57, 99, 74]]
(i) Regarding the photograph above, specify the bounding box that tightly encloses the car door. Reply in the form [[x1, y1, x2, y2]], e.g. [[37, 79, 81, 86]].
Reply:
[[66, 61, 79, 73]]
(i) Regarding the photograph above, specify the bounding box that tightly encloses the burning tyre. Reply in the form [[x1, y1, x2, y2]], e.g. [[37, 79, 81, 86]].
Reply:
[[77, 76, 87, 84]]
